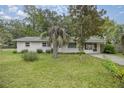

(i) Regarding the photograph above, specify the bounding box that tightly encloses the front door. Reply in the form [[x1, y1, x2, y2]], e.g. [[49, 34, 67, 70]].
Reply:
[[93, 43, 97, 51], [85, 43, 97, 52]]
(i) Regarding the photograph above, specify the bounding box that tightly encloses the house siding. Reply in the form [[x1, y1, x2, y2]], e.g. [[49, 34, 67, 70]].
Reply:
[[17, 41, 101, 53], [17, 41, 51, 52], [58, 45, 80, 53], [17, 42, 26, 52]]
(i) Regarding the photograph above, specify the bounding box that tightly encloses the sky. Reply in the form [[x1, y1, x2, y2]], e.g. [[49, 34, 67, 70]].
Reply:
[[0, 5, 124, 24]]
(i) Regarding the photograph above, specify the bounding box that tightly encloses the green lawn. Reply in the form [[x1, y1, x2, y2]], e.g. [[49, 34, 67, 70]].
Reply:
[[0, 50, 123, 88]]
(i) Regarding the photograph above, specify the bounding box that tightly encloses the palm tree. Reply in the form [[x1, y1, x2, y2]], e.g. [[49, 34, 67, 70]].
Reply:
[[48, 26, 69, 58]]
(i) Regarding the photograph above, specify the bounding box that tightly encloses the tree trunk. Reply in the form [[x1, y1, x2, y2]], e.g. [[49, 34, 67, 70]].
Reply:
[[79, 42, 86, 62], [53, 41, 58, 58], [79, 40, 85, 52]]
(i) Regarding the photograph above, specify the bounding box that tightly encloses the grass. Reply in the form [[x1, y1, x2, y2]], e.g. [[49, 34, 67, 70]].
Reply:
[[0, 50, 123, 88]]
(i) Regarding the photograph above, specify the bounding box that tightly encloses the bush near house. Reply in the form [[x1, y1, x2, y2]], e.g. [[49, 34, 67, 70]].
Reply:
[[104, 44, 116, 54], [21, 49, 28, 53], [79, 51, 86, 55], [13, 50, 17, 54], [37, 49, 43, 53], [59, 51, 86, 55], [22, 52, 38, 62], [46, 49, 53, 53], [46, 50, 51, 53]]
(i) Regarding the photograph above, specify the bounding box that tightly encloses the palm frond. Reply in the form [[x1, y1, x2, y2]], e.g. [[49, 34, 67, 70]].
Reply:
[[40, 31, 48, 39]]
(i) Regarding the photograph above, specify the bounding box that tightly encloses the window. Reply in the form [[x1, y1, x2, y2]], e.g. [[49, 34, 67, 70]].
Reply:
[[25, 42, 30, 47], [68, 43, 76, 48], [85, 43, 92, 50], [42, 42, 47, 47]]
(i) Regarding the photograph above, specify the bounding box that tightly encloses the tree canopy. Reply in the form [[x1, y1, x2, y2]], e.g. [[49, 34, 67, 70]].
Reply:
[[0, 5, 124, 53], [69, 5, 106, 50]]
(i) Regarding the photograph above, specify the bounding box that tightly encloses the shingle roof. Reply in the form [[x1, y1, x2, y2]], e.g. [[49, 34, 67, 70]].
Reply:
[[13, 37, 48, 42], [86, 37, 106, 43], [13, 36, 106, 43]]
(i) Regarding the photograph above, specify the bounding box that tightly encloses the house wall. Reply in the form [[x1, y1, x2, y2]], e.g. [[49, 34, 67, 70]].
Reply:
[[58, 43, 101, 53], [17, 41, 101, 53], [58, 46, 80, 53], [17, 42, 25, 52], [17, 41, 51, 52]]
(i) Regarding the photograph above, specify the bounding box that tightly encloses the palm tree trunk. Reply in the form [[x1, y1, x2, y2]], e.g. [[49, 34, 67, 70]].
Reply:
[[53, 41, 58, 58]]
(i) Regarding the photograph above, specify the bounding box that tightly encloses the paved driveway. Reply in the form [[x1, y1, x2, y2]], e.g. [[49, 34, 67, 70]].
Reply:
[[90, 54, 124, 65]]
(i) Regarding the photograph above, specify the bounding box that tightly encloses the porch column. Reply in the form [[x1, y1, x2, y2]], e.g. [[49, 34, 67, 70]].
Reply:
[[97, 43, 100, 53]]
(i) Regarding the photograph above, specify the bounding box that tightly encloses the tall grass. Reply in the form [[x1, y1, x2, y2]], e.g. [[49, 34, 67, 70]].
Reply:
[[103, 59, 124, 80]]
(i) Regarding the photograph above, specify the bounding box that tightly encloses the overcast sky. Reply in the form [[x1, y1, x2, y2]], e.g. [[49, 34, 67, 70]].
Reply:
[[0, 5, 124, 24]]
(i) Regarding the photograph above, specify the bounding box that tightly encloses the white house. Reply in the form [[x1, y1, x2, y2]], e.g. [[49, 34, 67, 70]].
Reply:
[[13, 36, 106, 53]]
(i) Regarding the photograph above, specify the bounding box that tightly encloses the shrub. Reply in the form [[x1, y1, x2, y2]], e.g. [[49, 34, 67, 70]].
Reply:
[[51, 48, 53, 53], [21, 49, 28, 53], [103, 60, 123, 80], [37, 49, 43, 53], [46, 49, 52, 53], [104, 44, 116, 54], [59, 52, 86, 54], [22, 52, 38, 62], [13, 50, 17, 54], [59, 52, 76, 54], [79, 51, 86, 55]]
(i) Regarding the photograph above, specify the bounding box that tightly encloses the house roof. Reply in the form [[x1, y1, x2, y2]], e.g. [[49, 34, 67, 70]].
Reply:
[[13, 36, 106, 43], [86, 37, 106, 43], [13, 37, 49, 42]]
